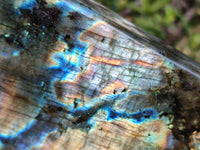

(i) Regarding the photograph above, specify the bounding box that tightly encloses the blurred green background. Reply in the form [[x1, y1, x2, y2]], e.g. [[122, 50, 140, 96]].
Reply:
[[96, 0, 200, 62]]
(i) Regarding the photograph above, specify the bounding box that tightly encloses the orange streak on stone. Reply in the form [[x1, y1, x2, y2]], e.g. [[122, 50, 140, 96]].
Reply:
[[101, 80, 126, 94], [132, 60, 153, 68], [92, 56, 125, 66]]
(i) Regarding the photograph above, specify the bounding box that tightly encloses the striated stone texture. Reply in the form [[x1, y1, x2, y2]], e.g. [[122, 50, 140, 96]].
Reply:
[[0, 0, 200, 149]]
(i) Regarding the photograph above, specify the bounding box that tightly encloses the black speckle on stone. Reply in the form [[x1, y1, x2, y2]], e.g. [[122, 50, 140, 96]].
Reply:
[[159, 112, 169, 118], [64, 34, 74, 50], [35, 112, 43, 120], [159, 50, 166, 56], [73, 98, 78, 108], [4, 35, 15, 44], [122, 88, 127, 93], [113, 89, 117, 94], [67, 11, 81, 21], [58, 107, 63, 111], [101, 37, 105, 42], [144, 115, 150, 119], [64, 34, 71, 41], [15, 38, 24, 48]]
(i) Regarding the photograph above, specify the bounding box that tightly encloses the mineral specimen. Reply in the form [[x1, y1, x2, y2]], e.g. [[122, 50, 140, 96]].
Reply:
[[0, 0, 200, 149]]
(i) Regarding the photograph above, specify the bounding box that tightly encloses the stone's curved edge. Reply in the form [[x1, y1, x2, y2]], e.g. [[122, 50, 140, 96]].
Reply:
[[79, 0, 200, 79]]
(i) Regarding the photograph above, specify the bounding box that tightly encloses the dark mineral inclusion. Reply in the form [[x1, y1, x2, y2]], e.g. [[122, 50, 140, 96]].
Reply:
[[0, 0, 200, 149]]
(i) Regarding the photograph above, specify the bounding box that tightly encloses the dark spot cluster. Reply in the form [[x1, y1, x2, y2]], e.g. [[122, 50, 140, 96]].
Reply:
[[20, 0, 62, 29], [151, 69, 200, 148], [182, 82, 198, 91], [31, 7, 62, 28], [73, 108, 98, 124], [1, 0, 62, 50], [1, 33, 24, 48]]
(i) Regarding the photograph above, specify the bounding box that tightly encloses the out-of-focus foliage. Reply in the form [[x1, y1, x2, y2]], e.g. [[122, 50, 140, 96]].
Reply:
[[96, 0, 200, 62]]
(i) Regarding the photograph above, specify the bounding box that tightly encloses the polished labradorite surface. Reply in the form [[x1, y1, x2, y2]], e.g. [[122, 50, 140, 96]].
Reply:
[[0, 0, 200, 149]]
